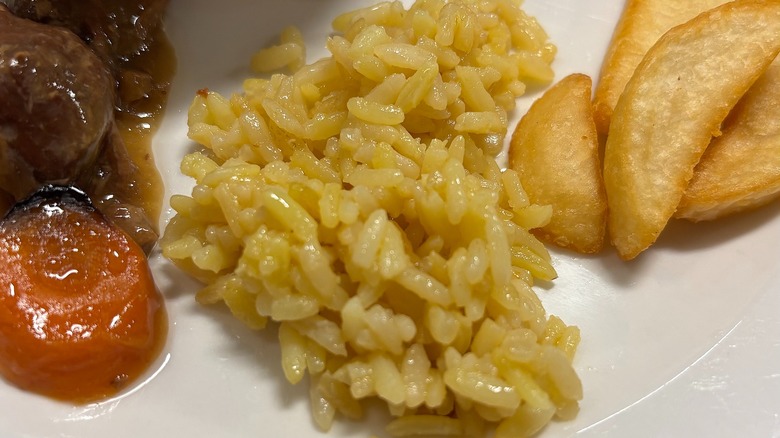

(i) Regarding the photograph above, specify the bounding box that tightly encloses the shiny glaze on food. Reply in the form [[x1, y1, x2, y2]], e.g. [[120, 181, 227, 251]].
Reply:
[[0, 186, 166, 403], [0, 0, 174, 402], [0, 0, 175, 252]]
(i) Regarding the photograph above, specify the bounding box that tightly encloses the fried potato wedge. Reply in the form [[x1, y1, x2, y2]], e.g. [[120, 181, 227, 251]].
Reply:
[[677, 59, 780, 221], [603, 0, 780, 260], [592, 0, 729, 135], [509, 73, 607, 254]]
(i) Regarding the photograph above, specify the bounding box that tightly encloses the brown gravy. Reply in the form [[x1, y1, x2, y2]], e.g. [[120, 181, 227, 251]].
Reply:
[[0, 3, 175, 402], [83, 26, 176, 248], [4, 1, 176, 252]]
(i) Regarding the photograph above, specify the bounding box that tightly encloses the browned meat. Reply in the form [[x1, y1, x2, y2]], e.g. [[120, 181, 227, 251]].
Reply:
[[0, 5, 114, 199], [8, 0, 169, 69], [8, 0, 173, 135], [0, 2, 172, 253]]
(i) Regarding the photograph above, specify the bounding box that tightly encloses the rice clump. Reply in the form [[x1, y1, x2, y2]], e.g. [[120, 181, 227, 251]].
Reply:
[[161, 0, 583, 436]]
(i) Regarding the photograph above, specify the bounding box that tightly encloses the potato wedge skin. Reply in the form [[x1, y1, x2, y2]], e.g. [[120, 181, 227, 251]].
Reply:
[[677, 59, 780, 221], [604, 0, 780, 260], [592, 0, 729, 135], [509, 73, 606, 254]]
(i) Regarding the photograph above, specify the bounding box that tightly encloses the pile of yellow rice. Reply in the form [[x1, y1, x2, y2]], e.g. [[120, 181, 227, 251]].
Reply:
[[161, 0, 582, 436]]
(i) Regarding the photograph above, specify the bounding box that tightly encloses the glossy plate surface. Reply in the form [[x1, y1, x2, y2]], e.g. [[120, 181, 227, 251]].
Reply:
[[3, 1, 779, 437]]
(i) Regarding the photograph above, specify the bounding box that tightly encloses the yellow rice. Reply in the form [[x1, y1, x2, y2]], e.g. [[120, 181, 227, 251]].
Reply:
[[161, 0, 581, 436]]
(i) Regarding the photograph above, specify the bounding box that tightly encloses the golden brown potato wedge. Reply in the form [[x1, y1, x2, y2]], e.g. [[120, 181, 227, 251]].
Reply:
[[509, 73, 607, 254], [592, 0, 729, 135], [677, 59, 780, 221], [603, 0, 780, 260]]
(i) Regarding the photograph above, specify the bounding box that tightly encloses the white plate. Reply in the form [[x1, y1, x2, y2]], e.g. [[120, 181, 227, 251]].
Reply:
[[4, 1, 780, 437]]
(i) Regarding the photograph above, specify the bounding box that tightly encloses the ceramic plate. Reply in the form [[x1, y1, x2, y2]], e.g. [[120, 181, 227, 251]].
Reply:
[[3, 0, 779, 436]]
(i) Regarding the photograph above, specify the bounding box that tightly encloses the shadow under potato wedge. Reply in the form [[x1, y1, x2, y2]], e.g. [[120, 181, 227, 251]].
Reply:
[[603, 0, 780, 260], [677, 59, 780, 221], [509, 73, 607, 254]]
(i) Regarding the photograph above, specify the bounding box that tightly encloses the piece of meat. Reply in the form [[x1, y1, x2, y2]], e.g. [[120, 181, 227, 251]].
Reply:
[[0, 5, 114, 199], [0, 1, 169, 252], [8, 0, 169, 70]]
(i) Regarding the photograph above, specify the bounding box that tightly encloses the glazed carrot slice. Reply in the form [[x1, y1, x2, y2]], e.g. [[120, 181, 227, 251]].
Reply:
[[0, 185, 166, 403]]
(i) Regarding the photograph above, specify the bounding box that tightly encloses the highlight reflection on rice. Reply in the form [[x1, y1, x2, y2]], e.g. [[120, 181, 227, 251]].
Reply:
[[161, 0, 582, 436]]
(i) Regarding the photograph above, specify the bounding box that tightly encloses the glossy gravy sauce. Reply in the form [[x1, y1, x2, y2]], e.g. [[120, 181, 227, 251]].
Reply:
[[85, 26, 176, 245], [0, 3, 175, 403]]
